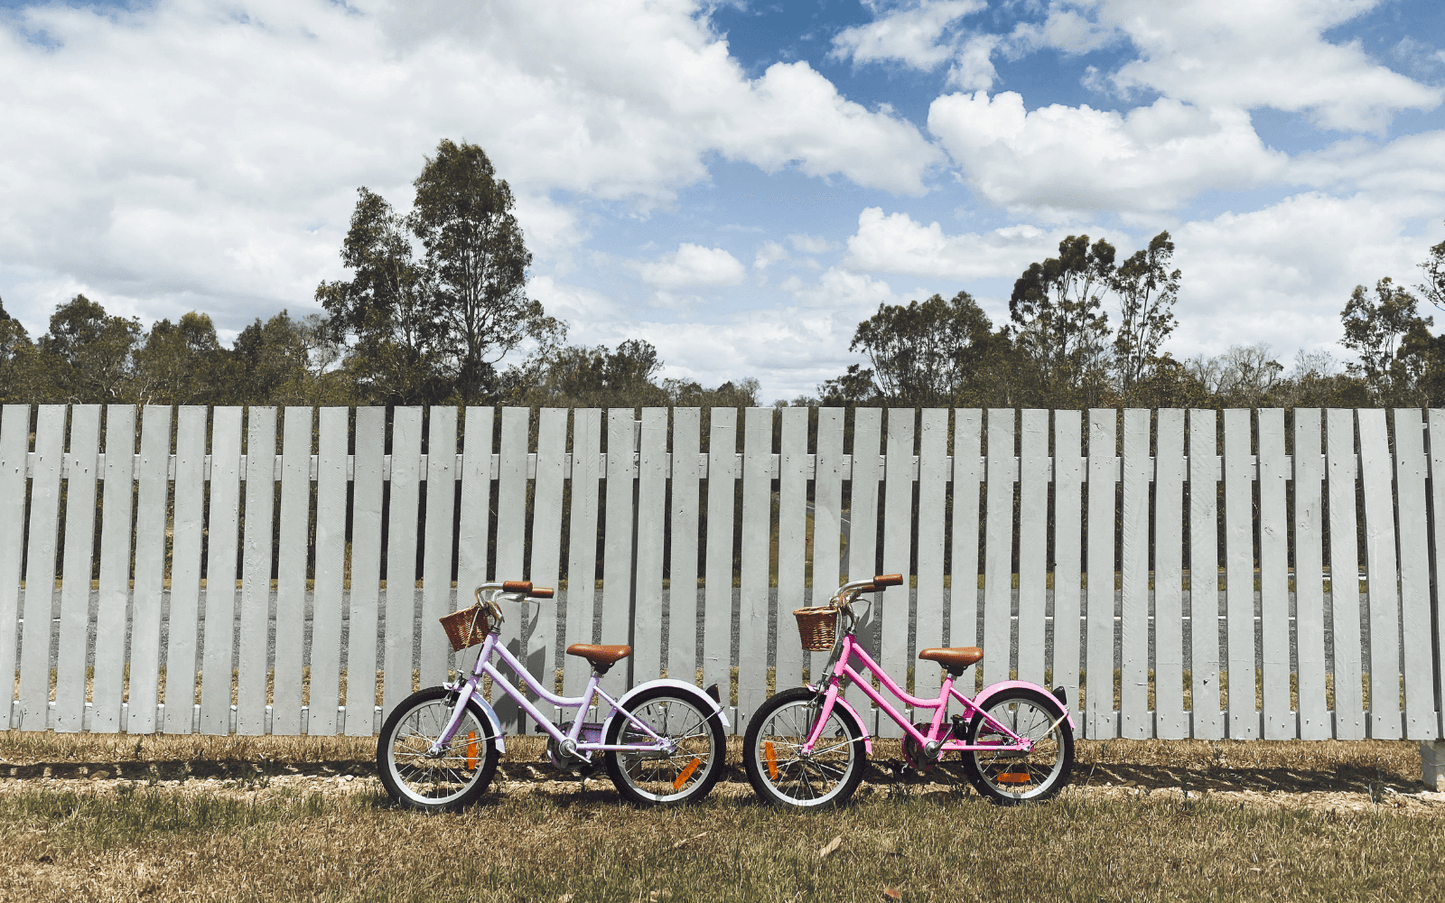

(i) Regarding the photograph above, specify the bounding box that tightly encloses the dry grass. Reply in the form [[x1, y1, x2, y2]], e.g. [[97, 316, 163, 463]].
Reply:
[[0, 730, 1440, 901]]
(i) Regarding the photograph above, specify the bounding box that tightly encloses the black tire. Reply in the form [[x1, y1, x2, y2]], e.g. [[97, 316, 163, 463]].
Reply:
[[603, 687, 727, 806], [376, 687, 501, 812], [961, 687, 1073, 805], [744, 686, 867, 810]]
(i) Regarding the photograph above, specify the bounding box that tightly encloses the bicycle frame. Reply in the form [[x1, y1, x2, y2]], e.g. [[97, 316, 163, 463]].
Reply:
[[428, 629, 671, 759], [803, 631, 1036, 759]]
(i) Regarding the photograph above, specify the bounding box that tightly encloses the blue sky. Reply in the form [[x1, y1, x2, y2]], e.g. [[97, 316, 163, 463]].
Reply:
[[2, 0, 1443, 401]]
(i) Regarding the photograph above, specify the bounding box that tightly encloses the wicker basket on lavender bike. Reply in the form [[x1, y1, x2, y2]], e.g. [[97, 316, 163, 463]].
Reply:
[[439, 604, 490, 652]]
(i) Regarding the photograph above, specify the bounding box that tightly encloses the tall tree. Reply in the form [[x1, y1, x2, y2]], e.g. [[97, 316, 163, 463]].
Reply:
[[1341, 277, 1430, 400], [849, 291, 1003, 406], [36, 294, 142, 403], [1111, 231, 1180, 399], [1009, 235, 1116, 402], [1419, 224, 1445, 312], [0, 297, 39, 404], [133, 312, 241, 405], [318, 139, 563, 405], [234, 310, 349, 405]]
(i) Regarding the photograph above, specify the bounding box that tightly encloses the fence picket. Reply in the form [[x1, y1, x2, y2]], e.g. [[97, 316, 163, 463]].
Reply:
[[701, 408, 736, 709], [1357, 409, 1401, 740], [1188, 409, 1223, 740], [1258, 409, 1291, 740], [1119, 409, 1150, 739], [0, 406, 29, 729], [18, 406, 64, 730], [344, 408, 385, 736], [127, 406, 174, 734], [57, 406, 102, 733], [1154, 409, 1186, 739], [846, 409, 883, 731], [273, 408, 314, 735], [983, 409, 1015, 689], [420, 406, 459, 689], [383, 409, 422, 712], [914, 409, 948, 692], [237, 407, 275, 735], [1086, 409, 1118, 738], [528, 408, 568, 703], [562, 409, 600, 692], [1223, 409, 1257, 739], [1050, 411, 1082, 719], [1016, 410, 1048, 686], [164, 408, 207, 734], [633, 408, 668, 680], [1393, 408, 1436, 739], [668, 409, 701, 685], [880, 407, 915, 735], [775, 407, 809, 689], [309, 407, 348, 735], [736, 408, 773, 733], [1292, 409, 1329, 740], [493, 406, 530, 728], [1326, 410, 1365, 739], [601, 410, 635, 690], [199, 408, 240, 734], [810, 409, 846, 679], [456, 407, 496, 677]]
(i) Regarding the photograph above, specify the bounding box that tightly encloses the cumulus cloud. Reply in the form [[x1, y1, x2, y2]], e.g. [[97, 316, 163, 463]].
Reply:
[[639, 244, 747, 289], [0, 0, 939, 334], [928, 92, 1288, 215], [831, 0, 986, 70], [843, 207, 1067, 280], [1065, 0, 1442, 132], [1170, 192, 1434, 359]]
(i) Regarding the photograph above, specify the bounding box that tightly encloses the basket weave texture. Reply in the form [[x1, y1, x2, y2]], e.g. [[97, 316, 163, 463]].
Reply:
[[440, 603, 490, 651], [793, 606, 837, 652]]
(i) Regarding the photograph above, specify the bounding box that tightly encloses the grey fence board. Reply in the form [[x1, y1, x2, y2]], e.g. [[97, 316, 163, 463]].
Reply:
[[5, 404, 1445, 743]]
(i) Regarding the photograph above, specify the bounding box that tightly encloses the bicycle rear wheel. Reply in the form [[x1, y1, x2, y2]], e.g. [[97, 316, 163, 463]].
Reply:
[[961, 687, 1073, 805], [604, 687, 727, 806], [744, 686, 866, 810], [377, 687, 500, 812]]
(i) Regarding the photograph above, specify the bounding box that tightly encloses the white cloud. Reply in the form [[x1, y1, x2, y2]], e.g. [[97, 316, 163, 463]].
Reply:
[[1073, 0, 1442, 132], [789, 234, 839, 255], [754, 241, 790, 270], [639, 244, 747, 289], [928, 92, 1288, 215], [1169, 192, 1435, 359], [0, 0, 940, 333], [843, 207, 1066, 280], [831, 0, 986, 70]]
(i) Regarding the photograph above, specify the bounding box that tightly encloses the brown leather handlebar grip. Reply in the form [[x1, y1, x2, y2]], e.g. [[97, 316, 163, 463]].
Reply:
[[531, 587, 555, 599], [873, 574, 904, 587], [502, 580, 533, 593]]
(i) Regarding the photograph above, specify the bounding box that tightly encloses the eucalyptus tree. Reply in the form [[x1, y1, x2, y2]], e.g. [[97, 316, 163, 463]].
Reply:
[[1009, 235, 1116, 404], [1111, 231, 1180, 400], [317, 139, 563, 405]]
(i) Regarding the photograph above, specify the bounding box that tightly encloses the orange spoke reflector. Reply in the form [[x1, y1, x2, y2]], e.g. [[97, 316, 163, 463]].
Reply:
[[467, 732, 478, 771], [672, 757, 702, 791], [996, 772, 1031, 784], [764, 741, 779, 780]]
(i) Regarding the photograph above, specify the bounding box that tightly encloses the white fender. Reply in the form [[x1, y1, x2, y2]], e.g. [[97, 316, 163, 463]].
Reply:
[[606, 678, 731, 732], [443, 683, 507, 753]]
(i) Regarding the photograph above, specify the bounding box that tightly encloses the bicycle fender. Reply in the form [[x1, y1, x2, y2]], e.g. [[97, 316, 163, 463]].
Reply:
[[466, 695, 507, 753], [808, 686, 873, 755], [610, 679, 731, 729], [973, 681, 1076, 731]]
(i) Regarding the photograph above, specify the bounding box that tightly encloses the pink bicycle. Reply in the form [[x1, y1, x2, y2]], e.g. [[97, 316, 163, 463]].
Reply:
[[377, 581, 728, 811], [744, 574, 1075, 808]]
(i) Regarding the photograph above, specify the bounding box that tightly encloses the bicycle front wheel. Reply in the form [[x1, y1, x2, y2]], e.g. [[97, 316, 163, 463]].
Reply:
[[961, 687, 1073, 805], [744, 686, 866, 810], [604, 687, 727, 806], [376, 687, 501, 812]]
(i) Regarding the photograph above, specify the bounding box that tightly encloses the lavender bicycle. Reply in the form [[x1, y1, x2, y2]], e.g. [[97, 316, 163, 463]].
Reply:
[[377, 581, 729, 811], [745, 574, 1075, 808]]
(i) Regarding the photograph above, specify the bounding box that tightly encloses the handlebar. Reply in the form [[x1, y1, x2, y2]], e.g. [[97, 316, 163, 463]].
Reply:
[[475, 581, 555, 603]]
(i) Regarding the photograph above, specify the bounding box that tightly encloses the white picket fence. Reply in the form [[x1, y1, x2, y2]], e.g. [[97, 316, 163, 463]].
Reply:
[[2, 404, 1444, 742]]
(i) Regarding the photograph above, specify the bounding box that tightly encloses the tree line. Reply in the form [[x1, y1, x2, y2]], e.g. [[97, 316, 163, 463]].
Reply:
[[2, 137, 1444, 413]]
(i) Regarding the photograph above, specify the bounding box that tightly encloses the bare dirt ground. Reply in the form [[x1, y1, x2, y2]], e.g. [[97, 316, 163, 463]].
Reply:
[[2, 736, 1440, 817]]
